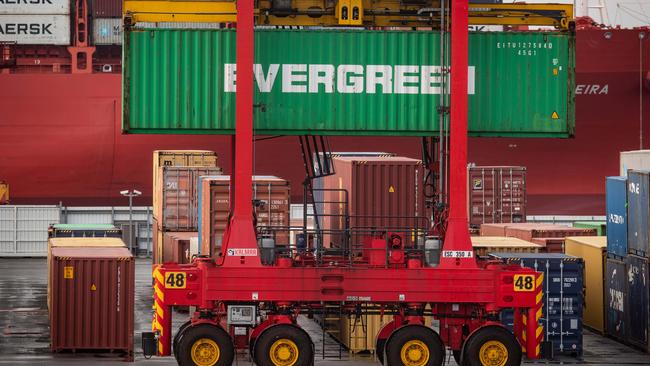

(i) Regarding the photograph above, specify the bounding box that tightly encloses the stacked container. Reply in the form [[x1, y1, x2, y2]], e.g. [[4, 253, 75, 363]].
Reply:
[[0, 0, 70, 45], [490, 253, 584, 357], [197, 176, 291, 258], [478, 223, 597, 252], [91, 0, 122, 45], [606, 176, 628, 258], [467, 166, 526, 227], [152, 150, 221, 264]]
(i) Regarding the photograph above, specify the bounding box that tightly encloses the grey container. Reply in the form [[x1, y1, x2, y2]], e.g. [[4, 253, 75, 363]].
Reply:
[[92, 18, 121, 45], [605, 257, 627, 341]]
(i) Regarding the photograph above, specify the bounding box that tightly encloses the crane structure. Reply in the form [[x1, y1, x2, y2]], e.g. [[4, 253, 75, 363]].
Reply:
[[126, 1, 573, 365]]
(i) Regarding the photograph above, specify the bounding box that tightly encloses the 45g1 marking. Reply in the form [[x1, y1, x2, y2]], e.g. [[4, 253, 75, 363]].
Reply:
[[164, 272, 186, 289]]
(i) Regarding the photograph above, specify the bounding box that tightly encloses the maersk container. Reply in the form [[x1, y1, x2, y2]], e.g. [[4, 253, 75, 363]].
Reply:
[[626, 254, 649, 351], [0, 15, 70, 45], [627, 171, 650, 257], [606, 176, 628, 258], [605, 257, 627, 341], [0, 0, 70, 14], [123, 29, 575, 137], [491, 253, 584, 357], [93, 18, 121, 45]]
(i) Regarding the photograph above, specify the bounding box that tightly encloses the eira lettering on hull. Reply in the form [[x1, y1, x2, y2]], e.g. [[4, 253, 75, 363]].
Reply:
[[225, 63, 476, 95]]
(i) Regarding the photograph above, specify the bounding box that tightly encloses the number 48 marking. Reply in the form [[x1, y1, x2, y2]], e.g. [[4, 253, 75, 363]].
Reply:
[[513, 274, 535, 292], [165, 272, 186, 289]]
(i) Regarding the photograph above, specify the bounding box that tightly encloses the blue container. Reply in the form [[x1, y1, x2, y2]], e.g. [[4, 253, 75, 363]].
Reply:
[[628, 171, 650, 257], [626, 254, 649, 351], [491, 253, 584, 357], [606, 176, 628, 258], [605, 257, 627, 341]]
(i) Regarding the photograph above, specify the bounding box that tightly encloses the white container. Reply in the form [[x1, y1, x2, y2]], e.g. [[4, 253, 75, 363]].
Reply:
[[0, 15, 70, 45], [92, 18, 121, 45], [0, 0, 70, 15], [0, 205, 60, 257], [620, 150, 650, 176]]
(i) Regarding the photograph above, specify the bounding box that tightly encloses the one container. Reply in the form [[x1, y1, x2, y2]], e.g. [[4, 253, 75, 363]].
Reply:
[[93, 18, 121, 45], [0, 15, 70, 45], [531, 237, 566, 253], [123, 30, 575, 138], [479, 223, 510, 236], [162, 232, 197, 264], [627, 170, 650, 257], [470, 236, 542, 257], [620, 150, 650, 176], [198, 176, 291, 257], [468, 166, 526, 227], [606, 176, 628, 258], [573, 222, 606, 236], [505, 223, 597, 242], [491, 253, 584, 357], [48, 224, 122, 238], [152, 150, 218, 219], [564, 236, 607, 334], [626, 254, 649, 351], [605, 257, 627, 341], [90, 0, 122, 17], [49, 247, 134, 360], [0, 0, 70, 14], [322, 156, 426, 249], [155, 166, 222, 231]]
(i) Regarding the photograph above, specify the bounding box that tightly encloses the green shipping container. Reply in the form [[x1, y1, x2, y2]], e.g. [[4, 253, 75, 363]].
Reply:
[[573, 222, 607, 236], [123, 29, 575, 137]]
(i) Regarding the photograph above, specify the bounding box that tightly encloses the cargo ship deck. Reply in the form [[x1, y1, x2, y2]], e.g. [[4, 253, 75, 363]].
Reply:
[[2, 258, 649, 366]]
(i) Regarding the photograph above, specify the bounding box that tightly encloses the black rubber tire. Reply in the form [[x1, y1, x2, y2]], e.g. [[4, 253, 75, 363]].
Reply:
[[173, 320, 192, 361], [452, 349, 462, 365], [253, 324, 313, 366], [385, 326, 445, 366], [176, 324, 234, 366], [463, 326, 522, 366], [376, 338, 386, 365]]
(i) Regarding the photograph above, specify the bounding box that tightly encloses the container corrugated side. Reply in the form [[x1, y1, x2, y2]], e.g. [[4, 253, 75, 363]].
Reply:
[[0, 0, 69, 14], [606, 176, 628, 258], [572, 222, 606, 236], [564, 236, 607, 334], [626, 254, 649, 351], [123, 29, 574, 137], [93, 18, 121, 45], [49, 247, 134, 360], [468, 166, 526, 227], [605, 257, 627, 341], [627, 171, 650, 257], [90, 0, 121, 17], [470, 236, 541, 257], [491, 253, 584, 357], [0, 15, 70, 45]]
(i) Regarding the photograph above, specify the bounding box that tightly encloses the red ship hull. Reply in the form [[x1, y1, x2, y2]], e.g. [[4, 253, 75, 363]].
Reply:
[[1, 28, 648, 214]]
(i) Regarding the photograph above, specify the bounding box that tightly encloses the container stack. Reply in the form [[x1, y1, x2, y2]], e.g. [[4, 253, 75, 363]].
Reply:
[[479, 223, 597, 252], [47, 237, 133, 360], [152, 151, 221, 264], [490, 253, 585, 358], [197, 175, 291, 258], [91, 0, 122, 45], [468, 165, 526, 228], [603, 171, 650, 352]]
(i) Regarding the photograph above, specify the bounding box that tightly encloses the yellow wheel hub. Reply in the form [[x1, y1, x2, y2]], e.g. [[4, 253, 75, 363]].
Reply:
[[400, 340, 430, 366], [191, 338, 220, 366], [269, 338, 299, 366], [479, 340, 509, 366]]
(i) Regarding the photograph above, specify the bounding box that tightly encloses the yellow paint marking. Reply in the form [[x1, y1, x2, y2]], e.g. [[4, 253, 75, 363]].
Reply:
[[536, 307, 543, 320], [153, 268, 164, 285], [536, 326, 543, 339], [389, 185, 395, 193], [536, 274, 544, 288], [154, 284, 165, 302], [551, 111, 559, 119], [536, 291, 543, 305]]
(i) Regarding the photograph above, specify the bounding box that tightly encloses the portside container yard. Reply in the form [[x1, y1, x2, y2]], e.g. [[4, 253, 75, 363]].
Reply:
[[468, 166, 526, 227], [123, 29, 575, 137], [49, 247, 134, 360], [627, 170, 650, 257], [491, 253, 584, 357], [606, 176, 628, 258], [564, 236, 607, 333], [626, 254, 649, 351], [605, 257, 627, 341]]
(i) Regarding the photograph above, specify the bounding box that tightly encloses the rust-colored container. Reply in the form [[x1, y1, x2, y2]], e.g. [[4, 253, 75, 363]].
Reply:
[[532, 237, 566, 253], [155, 166, 222, 231], [505, 224, 597, 242], [90, 0, 122, 17], [480, 223, 511, 236], [49, 247, 134, 360], [199, 176, 290, 257], [468, 166, 526, 227], [163, 231, 198, 264], [322, 156, 426, 248], [471, 236, 542, 257]]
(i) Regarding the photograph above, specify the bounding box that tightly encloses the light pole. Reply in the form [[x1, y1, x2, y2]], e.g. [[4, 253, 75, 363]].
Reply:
[[120, 189, 142, 254]]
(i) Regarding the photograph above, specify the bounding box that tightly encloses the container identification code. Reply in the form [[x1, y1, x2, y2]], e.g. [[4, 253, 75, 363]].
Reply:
[[227, 248, 258, 257], [441, 251, 473, 258]]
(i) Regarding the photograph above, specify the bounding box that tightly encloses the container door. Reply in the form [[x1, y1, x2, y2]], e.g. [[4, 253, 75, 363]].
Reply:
[[605, 258, 627, 340], [606, 177, 628, 258], [626, 255, 649, 349], [628, 171, 649, 257]]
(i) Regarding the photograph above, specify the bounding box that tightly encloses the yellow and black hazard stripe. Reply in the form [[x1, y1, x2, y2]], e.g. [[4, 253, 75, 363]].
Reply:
[[152, 265, 166, 354]]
